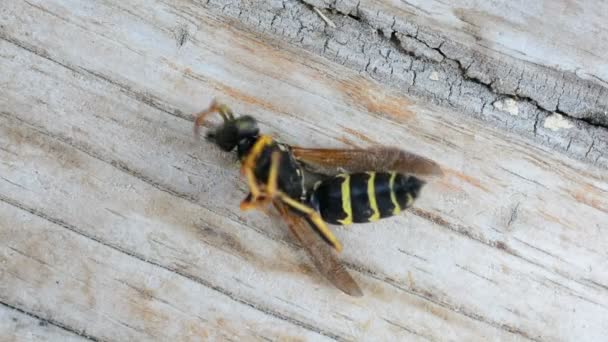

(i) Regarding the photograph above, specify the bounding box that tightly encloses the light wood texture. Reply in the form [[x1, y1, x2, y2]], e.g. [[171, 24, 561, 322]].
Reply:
[[1, 0, 607, 341], [300, 0, 608, 161], [366, 0, 608, 85], [0, 304, 87, 342]]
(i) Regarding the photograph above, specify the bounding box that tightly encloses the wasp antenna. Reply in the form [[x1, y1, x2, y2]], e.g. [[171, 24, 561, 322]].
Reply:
[[226, 107, 235, 120], [194, 112, 214, 138], [217, 103, 235, 121], [194, 111, 208, 126], [193, 99, 226, 135], [193, 110, 213, 138], [218, 112, 229, 122]]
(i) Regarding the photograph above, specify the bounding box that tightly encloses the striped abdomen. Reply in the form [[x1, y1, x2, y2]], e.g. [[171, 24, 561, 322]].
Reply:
[[309, 172, 425, 225]]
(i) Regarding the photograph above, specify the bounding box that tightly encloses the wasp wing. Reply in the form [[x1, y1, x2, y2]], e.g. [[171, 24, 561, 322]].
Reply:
[[274, 201, 363, 297], [291, 146, 443, 178]]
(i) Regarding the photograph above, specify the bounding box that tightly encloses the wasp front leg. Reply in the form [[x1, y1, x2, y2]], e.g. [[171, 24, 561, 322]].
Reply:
[[240, 151, 281, 211], [240, 166, 263, 208]]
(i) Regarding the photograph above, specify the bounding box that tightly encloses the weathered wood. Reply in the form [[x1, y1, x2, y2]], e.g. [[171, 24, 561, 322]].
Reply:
[[320, 0, 608, 86], [0, 0, 607, 341], [220, 0, 608, 166], [0, 196, 328, 341], [0, 304, 87, 342]]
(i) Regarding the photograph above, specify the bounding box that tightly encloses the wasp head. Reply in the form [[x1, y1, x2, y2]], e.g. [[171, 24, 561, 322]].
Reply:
[[206, 115, 259, 151], [195, 101, 259, 152]]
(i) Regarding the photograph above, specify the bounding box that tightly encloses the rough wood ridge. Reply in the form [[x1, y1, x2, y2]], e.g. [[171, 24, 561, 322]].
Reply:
[[206, 0, 608, 168]]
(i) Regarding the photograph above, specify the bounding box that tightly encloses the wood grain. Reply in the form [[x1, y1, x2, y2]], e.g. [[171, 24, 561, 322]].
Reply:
[[364, 0, 608, 85], [0, 304, 88, 342], [0, 0, 607, 341]]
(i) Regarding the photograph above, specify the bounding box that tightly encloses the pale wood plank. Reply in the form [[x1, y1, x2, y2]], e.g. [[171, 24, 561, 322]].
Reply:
[[0, 104, 518, 341], [0, 0, 606, 341], [256, 0, 608, 160], [365, 0, 608, 85], [0, 195, 331, 341], [0, 304, 88, 342]]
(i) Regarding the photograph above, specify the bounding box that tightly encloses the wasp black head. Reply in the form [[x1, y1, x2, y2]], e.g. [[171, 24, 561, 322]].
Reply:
[[206, 115, 259, 152]]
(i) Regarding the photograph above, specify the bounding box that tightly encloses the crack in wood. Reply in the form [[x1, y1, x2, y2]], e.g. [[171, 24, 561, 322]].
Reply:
[[383, 318, 433, 341], [200, 0, 608, 168], [0, 300, 103, 342], [455, 264, 498, 285], [0, 33, 187, 122], [347, 262, 541, 342], [409, 207, 608, 307]]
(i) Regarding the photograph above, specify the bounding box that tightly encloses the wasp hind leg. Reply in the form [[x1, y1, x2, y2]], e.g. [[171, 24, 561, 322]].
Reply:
[[275, 193, 342, 252]]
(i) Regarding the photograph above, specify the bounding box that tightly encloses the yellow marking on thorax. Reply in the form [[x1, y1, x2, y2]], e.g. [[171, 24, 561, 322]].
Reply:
[[389, 172, 401, 215], [367, 172, 380, 221], [242, 135, 273, 169], [337, 174, 353, 225]]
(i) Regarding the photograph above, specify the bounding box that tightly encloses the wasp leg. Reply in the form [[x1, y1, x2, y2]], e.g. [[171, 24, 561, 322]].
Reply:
[[240, 151, 281, 211], [265, 151, 280, 197], [239, 192, 254, 210], [240, 192, 274, 215], [241, 135, 273, 176], [239, 169, 262, 210], [239, 135, 274, 207], [276, 192, 342, 252]]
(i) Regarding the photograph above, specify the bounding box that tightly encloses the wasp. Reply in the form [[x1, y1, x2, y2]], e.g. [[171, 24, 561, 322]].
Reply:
[[194, 100, 443, 297]]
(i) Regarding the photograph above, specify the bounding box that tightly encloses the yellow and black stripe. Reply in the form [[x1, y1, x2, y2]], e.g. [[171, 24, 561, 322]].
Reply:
[[310, 172, 425, 225]]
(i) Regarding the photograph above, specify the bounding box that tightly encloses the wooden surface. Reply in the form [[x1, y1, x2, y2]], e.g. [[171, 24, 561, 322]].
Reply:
[[300, 0, 608, 160], [1, 0, 607, 341], [362, 0, 608, 85]]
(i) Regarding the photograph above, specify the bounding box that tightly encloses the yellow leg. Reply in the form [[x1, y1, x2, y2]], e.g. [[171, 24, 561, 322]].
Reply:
[[238, 136, 274, 203], [266, 151, 280, 198], [243, 167, 262, 199], [241, 135, 273, 176], [239, 150, 342, 251], [240, 192, 265, 211], [240, 151, 281, 211], [276, 192, 342, 252]]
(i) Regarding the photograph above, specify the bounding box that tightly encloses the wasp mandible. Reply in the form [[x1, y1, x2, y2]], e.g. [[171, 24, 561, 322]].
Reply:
[[194, 100, 443, 297]]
